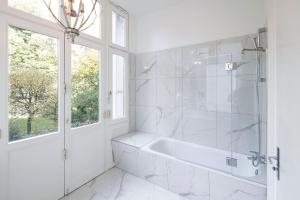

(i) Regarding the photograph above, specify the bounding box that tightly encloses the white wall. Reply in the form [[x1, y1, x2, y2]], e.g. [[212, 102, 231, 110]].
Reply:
[[130, 0, 266, 53]]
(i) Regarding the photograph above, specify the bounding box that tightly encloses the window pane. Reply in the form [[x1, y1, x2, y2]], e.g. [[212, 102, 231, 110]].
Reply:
[[82, 3, 102, 38], [8, 26, 58, 142], [112, 54, 125, 119], [71, 44, 100, 128], [112, 11, 126, 47], [9, 0, 58, 21]]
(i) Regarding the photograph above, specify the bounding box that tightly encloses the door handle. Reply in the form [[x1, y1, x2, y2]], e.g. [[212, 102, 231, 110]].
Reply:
[[268, 147, 280, 181]]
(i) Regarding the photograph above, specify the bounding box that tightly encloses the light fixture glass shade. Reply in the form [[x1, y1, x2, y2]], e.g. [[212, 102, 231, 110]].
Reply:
[[43, 0, 99, 42]]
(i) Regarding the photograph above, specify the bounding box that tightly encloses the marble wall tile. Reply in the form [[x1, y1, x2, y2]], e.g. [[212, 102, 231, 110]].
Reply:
[[232, 58, 258, 77], [210, 173, 266, 200], [156, 78, 182, 109], [216, 112, 232, 151], [182, 110, 217, 147], [217, 112, 261, 155], [130, 33, 266, 168], [156, 48, 182, 78], [231, 75, 257, 115], [216, 54, 232, 77], [156, 107, 181, 137], [136, 79, 156, 106], [182, 77, 217, 112], [135, 106, 157, 133], [217, 75, 231, 113], [217, 34, 257, 59], [230, 114, 259, 155], [182, 42, 217, 77], [136, 52, 157, 79]]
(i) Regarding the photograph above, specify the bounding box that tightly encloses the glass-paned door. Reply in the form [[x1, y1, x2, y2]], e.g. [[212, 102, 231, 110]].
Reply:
[[64, 38, 105, 193], [0, 20, 65, 200]]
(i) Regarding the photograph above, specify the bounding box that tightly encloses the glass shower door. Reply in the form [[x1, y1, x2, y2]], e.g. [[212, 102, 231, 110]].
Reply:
[[227, 32, 267, 184]]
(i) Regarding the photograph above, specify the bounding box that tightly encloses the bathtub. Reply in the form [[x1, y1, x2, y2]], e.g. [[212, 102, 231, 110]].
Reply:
[[112, 132, 266, 200], [145, 137, 264, 178]]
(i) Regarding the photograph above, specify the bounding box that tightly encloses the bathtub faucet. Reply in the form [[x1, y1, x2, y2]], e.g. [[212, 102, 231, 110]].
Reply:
[[248, 151, 266, 167]]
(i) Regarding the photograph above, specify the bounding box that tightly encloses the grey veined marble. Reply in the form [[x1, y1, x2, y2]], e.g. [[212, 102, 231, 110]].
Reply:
[[130, 33, 267, 157], [112, 133, 267, 200], [61, 168, 189, 200]]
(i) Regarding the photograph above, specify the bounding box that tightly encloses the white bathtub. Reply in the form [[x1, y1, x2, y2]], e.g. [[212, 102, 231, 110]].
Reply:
[[145, 137, 264, 178], [112, 133, 267, 199]]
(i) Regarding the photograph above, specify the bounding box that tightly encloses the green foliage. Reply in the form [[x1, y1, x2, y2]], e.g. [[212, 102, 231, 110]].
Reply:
[[8, 26, 100, 140], [71, 48, 100, 127], [9, 26, 58, 140], [9, 117, 57, 141]]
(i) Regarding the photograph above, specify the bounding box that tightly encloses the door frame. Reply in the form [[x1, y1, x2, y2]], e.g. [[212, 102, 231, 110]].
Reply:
[[266, 0, 278, 199]]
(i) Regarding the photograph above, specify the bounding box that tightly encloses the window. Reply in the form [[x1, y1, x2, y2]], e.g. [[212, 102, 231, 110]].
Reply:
[[8, 26, 58, 142], [112, 54, 125, 119], [112, 11, 126, 47], [82, 2, 102, 39], [71, 44, 100, 128], [8, 0, 58, 21]]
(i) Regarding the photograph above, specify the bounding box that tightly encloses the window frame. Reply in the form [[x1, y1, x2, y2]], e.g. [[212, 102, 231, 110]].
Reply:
[[2, 12, 65, 144], [3, 0, 106, 45], [0, 0, 130, 141], [69, 40, 103, 129], [108, 48, 129, 125], [109, 3, 129, 51]]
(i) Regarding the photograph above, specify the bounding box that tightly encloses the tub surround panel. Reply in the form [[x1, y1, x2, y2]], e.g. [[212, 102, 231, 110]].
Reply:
[[112, 133, 266, 200], [113, 132, 158, 147], [131, 34, 267, 158], [210, 173, 266, 200]]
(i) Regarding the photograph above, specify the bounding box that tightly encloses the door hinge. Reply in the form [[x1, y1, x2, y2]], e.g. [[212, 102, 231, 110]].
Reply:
[[63, 148, 68, 160], [268, 147, 280, 181], [103, 110, 111, 119]]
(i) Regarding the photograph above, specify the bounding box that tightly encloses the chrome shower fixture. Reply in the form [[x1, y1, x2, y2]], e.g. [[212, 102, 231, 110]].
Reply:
[[225, 62, 237, 71]]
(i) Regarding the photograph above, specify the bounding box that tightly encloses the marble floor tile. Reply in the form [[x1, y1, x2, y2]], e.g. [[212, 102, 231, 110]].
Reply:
[[61, 168, 188, 200]]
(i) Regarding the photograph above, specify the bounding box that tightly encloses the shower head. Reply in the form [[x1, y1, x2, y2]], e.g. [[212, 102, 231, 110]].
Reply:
[[241, 34, 266, 54]]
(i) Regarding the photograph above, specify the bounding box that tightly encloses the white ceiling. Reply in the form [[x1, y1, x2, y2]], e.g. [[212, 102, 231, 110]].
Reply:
[[111, 0, 182, 16]]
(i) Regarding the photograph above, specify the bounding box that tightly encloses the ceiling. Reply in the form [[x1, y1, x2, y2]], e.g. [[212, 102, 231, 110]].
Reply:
[[111, 0, 182, 16]]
